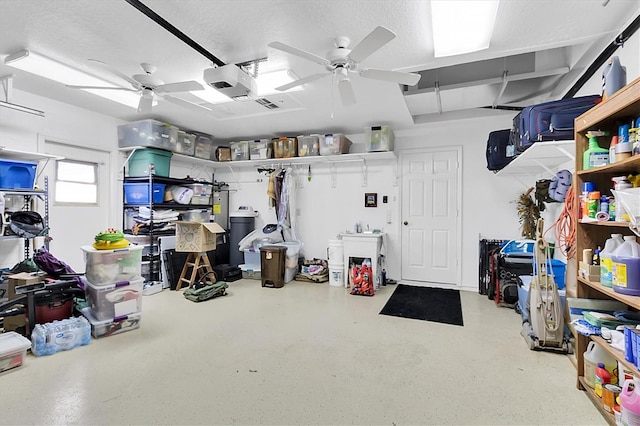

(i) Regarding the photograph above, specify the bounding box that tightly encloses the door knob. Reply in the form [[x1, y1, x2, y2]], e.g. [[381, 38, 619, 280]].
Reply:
[[403, 221, 408, 226]]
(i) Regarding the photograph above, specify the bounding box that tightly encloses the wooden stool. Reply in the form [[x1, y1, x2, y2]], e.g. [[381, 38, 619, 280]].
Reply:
[[176, 252, 216, 290]]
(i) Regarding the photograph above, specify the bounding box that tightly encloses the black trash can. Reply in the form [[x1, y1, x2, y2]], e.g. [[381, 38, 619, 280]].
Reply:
[[259, 245, 287, 288], [229, 209, 257, 267]]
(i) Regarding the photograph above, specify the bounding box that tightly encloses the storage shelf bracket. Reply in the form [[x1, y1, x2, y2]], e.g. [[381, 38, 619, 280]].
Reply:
[[361, 159, 368, 187], [330, 164, 337, 188]]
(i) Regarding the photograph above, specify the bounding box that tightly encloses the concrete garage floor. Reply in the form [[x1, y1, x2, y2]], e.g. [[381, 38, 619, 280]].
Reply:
[[2, 280, 604, 425]]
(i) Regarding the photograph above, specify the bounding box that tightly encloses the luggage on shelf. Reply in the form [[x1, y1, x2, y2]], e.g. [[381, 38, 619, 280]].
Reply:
[[510, 95, 601, 154], [486, 129, 514, 171]]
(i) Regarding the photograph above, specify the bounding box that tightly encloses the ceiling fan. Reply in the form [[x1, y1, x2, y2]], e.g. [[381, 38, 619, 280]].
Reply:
[[268, 26, 421, 106], [67, 61, 204, 113]]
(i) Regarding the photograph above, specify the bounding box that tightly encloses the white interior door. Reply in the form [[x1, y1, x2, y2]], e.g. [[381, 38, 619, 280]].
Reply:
[[401, 148, 461, 287], [39, 140, 112, 272]]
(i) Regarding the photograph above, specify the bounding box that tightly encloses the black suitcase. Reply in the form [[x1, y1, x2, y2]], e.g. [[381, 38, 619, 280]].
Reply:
[[486, 129, 514, 171], [213, 264, 242, 282]]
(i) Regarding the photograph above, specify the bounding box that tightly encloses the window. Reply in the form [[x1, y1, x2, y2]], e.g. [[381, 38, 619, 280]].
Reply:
[[55, 160, 98, 204]]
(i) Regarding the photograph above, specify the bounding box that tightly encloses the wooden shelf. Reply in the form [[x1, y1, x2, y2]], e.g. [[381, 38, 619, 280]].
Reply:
[[579, 220, 634, 228], [591, 335, 638, 374], [576, 156, 640, 177], [578, 376, 616, 426], [578, 276, 640, 310]]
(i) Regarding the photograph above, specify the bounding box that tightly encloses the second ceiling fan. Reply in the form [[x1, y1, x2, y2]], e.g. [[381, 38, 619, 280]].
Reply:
[[268, 26, 421, 106]]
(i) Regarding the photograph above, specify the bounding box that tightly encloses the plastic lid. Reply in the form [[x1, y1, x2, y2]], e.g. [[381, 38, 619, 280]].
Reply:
[[582, 182, 596, 193], [0, 331, 31, 354]]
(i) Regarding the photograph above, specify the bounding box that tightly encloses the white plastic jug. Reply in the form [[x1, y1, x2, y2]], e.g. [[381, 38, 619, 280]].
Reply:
[[603, 56, 627, 101], [601, 234, 625, 287], [584, 341, 618, 388], [612, 236, 640, 295]]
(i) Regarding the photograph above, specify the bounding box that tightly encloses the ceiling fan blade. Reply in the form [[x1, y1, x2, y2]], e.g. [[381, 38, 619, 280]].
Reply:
[[347, 26, 396, 64], [88, 59, 141, 88], [154, 80, 204, 93], [137, 95, 154, 113], [66, 84, 136, 91], [275, 73, 330, 91], [360, 68, 422, 86], [163, 95, 214, 113], [338, 78, 356, 106], [268, 41, 331, 66]]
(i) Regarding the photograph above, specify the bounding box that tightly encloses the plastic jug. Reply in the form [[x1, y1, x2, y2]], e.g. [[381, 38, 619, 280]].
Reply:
[[620, 379, 640, 426], [584, 341, 618, 388], [612, 236, 640, 296], [596, 362, 612, 397], [601, 234, 625, 287], [602, 56, 627, 102]]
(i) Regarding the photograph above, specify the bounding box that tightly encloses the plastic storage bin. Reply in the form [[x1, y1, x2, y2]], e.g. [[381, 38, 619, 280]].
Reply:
[[175, 131, 196, 156], [297, 135, 321, 156], [320, 134, 352, 155], [181, 209, 211, 222], [81, 307, 142, 338], [230, 141, 250, 161], [0, 159, 37, 190], [85, 278, 144, 321], [249, 139, 269, 160], [0, 332, 31, 373], [128, 148, 172, 177], [193, 132, 215, 160], [273, 137, 298, 158], [532, 258, 567, 290], [243, 248, 261, 268], [123, 182, 166, 204], [364, 125, 394, 152], [82, 244, 144, 286], [240, 264, 261, 279], [188, 183, 212, 205], [276, 241, 301, 283], [118, 119, 178, 151]]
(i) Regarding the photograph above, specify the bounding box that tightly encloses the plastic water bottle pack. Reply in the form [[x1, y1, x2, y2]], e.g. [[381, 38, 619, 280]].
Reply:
[[31, 316, 92, 356]]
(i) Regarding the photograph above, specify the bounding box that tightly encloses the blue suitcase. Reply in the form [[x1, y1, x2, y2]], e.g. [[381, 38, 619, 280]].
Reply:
[[486, 129, 513, 171], [511, 95, 601, 153]]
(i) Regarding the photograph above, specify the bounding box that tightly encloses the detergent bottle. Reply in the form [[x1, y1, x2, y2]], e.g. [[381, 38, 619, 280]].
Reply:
[[583, 131, 609, 170], [612, 236, 640, 296], [601, 234, 625, 287], [584, 341, 618, 388], [596, 363, 612, 397], [602, 56, 627, 102], [620, 379, 640, 426]]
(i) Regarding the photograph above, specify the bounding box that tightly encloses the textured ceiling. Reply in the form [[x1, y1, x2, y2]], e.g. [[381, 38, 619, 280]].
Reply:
[[0, 0, 638, 140]]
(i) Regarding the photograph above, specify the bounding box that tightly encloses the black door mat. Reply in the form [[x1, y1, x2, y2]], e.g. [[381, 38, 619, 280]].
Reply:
[[379, 284, 464, 326]]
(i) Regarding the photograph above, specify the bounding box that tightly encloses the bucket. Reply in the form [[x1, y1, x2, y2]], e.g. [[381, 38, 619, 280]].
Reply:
[[328, 240, 344, 264], [584, 341, 618, 388], [329, 263, 345, 287]]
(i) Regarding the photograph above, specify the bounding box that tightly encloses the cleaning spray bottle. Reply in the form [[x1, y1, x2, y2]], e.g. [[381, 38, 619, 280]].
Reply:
[[583, 130, 610, 170]]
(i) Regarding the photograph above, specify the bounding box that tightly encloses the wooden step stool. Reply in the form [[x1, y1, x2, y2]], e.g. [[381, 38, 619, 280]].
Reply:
[[176, 252, 216, 291]]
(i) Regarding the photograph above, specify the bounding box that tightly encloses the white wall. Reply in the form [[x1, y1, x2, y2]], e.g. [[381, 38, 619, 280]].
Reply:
[[0, 91, 125, 270]]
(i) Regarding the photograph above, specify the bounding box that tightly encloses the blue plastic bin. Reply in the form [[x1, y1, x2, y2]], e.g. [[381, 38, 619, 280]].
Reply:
[[0, 159, 37, 189], [532, 258, 566, 290], [123, 183, 166, 204]]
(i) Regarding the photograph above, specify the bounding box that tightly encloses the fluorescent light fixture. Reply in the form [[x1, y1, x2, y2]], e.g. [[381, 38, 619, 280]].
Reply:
[[190, 86, 232, 104], [431, 0, 500, 58], [256, 69, 302, 96], [191, 69, 301, 104], [4, 49, 138, 109]]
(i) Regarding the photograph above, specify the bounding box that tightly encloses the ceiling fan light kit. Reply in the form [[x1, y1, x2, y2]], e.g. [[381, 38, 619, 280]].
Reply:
[[268, 26, 421, 106]]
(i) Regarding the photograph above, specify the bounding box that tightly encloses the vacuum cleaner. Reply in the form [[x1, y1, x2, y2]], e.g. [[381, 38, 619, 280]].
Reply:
[[521, 218, 573, 353]]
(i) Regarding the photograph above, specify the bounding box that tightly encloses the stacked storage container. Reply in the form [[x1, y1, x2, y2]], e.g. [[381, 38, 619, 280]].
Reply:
[[320, 134, 352, 155], [297, 135, 321, 157], [80, 245, 144, 338], [364, 126, 394, 152], [230, 140, 250, 161]]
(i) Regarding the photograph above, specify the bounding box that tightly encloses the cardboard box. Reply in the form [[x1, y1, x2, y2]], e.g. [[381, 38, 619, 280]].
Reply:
[[175, 222, 225, 252], [579, 261, 600, 282]]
